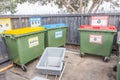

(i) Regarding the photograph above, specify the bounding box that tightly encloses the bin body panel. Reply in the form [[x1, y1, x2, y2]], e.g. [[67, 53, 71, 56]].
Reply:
[[79, 30, 115, 57], [5, 37, 19, 63], [117, 35, 120, 80], [46, 27, 67, 47], [0, 36, 9, 63], [4, 32, 45, 65], [117, 56, 120, 80]]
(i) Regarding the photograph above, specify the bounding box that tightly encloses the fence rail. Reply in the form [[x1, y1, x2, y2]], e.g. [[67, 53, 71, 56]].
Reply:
[[0, 13, 120, 45]]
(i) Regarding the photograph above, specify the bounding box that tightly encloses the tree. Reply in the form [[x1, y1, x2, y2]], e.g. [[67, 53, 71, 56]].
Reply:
[[0, 0, 120, 14], [88, 0, 103, 13], [0, 0, 90, 14], [50, 0, 90, 14], [88, 0, 120, 13]]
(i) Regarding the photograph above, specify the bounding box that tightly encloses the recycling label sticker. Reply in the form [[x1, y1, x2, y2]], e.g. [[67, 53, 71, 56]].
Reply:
[[89, 35, 102, 44], [55, 31, 63, 38], [28, 37, 39, 48], [91, 16, 108, 26]]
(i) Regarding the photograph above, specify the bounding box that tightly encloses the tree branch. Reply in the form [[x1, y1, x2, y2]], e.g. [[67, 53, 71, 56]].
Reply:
[[93, 0, 103, 13], [79, 0, 83, 14], [57, 0, 72, 13], [59, 0, 77, 13], [88, 0, 99, 13], [88, 3, 95, 13], [83, 0, 87, 14]]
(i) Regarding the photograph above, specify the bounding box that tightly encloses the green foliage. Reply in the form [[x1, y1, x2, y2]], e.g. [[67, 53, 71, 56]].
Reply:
[[83, 0, 89, 6], [0, 0, 89, 14], [0, 0, 119, 14], [55, 1, 63, 8]]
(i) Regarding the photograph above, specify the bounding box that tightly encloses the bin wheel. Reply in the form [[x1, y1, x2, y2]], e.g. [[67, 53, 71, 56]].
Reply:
[[113, 65, 117, 72], [21, 65, 27, 72], [13, 64, 17, 68], [80, 52, 85, 57], [103, 57, 110, 62], [63, 44, 66, 47]]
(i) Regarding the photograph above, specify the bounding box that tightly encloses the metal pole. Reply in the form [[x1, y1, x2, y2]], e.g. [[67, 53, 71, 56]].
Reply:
[[58, 62, 67, 80]]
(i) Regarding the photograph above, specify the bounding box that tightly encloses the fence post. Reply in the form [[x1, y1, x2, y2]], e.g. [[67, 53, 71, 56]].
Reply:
[[80, 14, 83, 25], [18, 17, 22, 28]]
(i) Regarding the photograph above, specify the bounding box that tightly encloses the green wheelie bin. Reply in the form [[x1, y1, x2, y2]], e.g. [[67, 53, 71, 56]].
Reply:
[[42, 24, 67, 47], [2, 27, 45, 71], [78, 25, 117, 61], [117, 31, 120, 80], [117, 56, 120, 80]]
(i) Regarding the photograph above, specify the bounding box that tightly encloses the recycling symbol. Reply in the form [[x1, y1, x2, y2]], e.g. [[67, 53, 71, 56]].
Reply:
[[94, 38, 97, 41], [97, 19, 101, 24]]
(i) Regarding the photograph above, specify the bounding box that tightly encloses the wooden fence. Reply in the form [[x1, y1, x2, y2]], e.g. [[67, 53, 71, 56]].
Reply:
[[0, 13, 120, 45]]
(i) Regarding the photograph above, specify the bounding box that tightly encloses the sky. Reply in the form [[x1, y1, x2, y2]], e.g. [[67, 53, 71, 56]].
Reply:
[[14, 2, 61, 15]]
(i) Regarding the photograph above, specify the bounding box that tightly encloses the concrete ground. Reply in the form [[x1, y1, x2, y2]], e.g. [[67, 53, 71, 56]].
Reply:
[[0, 45, 117, 80]]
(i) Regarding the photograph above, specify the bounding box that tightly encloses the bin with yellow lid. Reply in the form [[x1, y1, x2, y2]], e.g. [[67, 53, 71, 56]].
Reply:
[[2, 27, 45, 71]]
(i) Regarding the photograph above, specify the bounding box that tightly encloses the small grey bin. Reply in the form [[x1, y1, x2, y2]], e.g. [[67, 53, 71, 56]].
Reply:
[[36, 47, 66, 75], [31, 77, 49, 80]]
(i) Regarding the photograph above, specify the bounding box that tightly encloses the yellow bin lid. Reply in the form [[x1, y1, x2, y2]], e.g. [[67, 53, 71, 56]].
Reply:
[[3, 27, 45, 35]]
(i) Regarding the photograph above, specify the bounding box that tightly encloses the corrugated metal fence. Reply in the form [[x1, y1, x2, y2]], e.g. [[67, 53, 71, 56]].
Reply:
[[0, 13, 120, 45]]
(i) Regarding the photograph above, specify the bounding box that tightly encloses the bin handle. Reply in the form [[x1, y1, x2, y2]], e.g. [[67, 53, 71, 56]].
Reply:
[[10, 35, 15, 39], [1, 34, 15, 39], [1, 34, 5, 37]]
